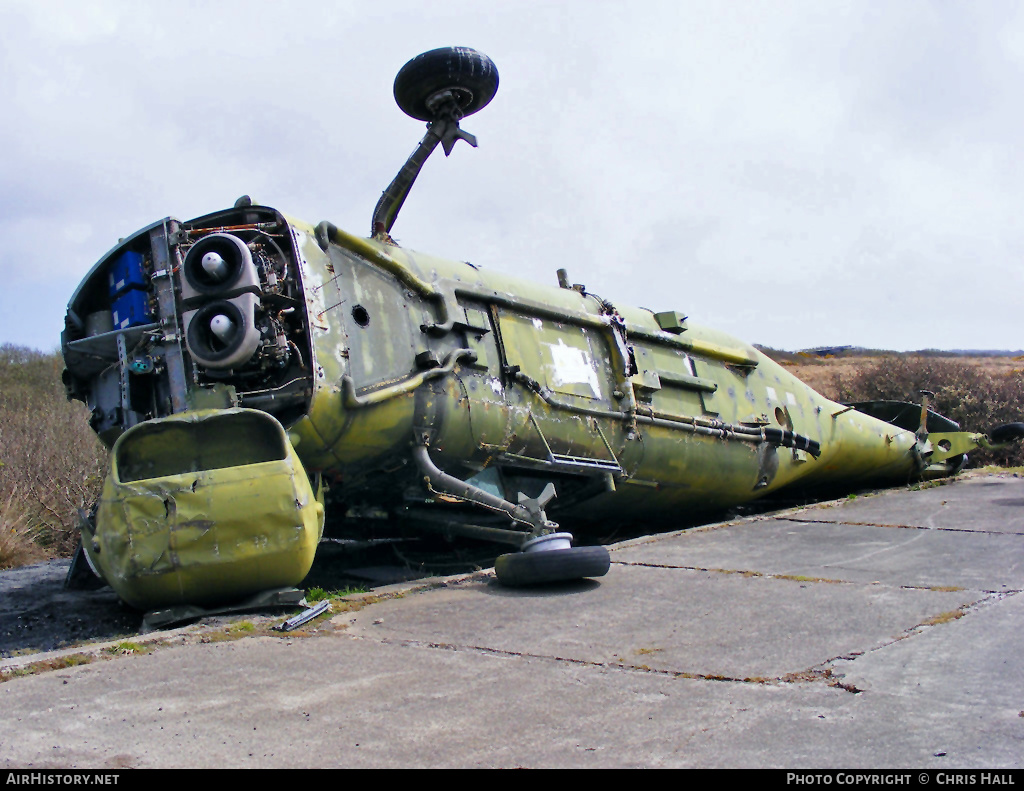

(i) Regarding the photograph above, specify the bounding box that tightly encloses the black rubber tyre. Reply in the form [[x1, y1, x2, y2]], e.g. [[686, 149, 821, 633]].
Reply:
[[495, 546, 611, 587], [394, 47, 499, 121], [947, 453, 968, 475], [991, 422, 1024, 444]]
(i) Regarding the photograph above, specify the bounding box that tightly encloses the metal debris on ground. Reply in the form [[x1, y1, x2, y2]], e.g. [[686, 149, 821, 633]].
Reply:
[[275, 600, 331, 632]]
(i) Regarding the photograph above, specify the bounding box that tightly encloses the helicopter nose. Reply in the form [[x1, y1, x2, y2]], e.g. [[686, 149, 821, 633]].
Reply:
[[209, 313, 234, 343], [201, 251, 230, 281]]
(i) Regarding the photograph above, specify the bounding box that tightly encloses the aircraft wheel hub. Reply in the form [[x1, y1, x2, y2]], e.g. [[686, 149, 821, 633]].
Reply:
[[521, 532, 573, 553]]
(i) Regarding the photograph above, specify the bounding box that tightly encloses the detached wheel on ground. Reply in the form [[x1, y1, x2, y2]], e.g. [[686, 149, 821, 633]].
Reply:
[[495, 546, 611, 587]]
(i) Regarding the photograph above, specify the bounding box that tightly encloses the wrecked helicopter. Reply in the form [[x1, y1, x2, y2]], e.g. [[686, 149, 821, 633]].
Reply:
[[61, 47, 1024, 617]]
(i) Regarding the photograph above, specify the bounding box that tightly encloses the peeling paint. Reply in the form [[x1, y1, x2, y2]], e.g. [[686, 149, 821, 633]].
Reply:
[[546, 338, 601, 396]]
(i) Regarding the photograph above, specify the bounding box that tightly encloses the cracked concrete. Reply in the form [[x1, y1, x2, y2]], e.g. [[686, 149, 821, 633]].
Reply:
[[338, 566, 977, 681], [0, 473, 1022, 768]]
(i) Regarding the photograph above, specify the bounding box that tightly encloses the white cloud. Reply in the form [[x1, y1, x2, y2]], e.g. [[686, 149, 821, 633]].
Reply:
[[1, 0, 1022, 352]]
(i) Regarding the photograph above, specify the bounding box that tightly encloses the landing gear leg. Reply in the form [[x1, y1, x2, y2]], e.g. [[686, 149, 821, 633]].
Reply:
[[411, 444, 611, 586]]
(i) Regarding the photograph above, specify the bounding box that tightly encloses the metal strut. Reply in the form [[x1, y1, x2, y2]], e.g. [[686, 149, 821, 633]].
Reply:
[[371, 92, 479, 240], [411, 443, 559, 543]]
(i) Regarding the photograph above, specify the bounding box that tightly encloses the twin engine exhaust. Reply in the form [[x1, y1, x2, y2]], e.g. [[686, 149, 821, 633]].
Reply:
[[181, 233, 265, 370]]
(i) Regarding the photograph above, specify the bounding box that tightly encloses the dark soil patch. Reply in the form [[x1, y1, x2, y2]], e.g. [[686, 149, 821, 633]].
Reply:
[[0, 560, 142, 658]]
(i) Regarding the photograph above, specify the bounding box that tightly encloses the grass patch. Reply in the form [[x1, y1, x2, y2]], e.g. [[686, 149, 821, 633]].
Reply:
[[199, 619, 279, 643], [909, 479, 952, 491], [775, 574, 844, 584], [921, 609, 966, 627], [104, 641, 150, 656], [306, 586, 368, 602], [714, 568, 763, 578], [1, 653, 94, 683]]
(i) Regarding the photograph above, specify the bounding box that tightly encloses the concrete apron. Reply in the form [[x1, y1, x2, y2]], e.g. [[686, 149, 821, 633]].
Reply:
[[1, 473, 1022, 768]]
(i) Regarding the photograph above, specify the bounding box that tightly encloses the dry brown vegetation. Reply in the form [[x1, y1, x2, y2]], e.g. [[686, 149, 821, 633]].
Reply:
[[0, 345, 107, 569]]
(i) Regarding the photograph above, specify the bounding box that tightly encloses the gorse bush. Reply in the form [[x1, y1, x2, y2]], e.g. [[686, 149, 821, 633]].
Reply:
[[830, 356, 1024, 468], [0, 344, 107, 564]]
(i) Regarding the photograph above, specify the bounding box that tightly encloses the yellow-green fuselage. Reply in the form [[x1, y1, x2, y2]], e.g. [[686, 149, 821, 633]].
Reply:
[[63, 206, 971, 610]]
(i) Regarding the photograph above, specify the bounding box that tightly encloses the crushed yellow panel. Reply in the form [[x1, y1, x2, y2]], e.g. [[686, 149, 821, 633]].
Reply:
[[85, 409, 324, 610]]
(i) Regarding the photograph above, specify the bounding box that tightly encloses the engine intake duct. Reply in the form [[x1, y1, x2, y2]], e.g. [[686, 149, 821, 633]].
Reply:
[[183, 293, 262, 370], [181, 233, 262, 303]]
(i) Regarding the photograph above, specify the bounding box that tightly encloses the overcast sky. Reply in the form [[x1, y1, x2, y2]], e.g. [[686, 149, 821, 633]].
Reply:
[[2, 0, 1022, 353]]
